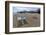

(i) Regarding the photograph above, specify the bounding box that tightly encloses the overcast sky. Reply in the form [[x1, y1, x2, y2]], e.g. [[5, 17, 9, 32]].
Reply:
[[13, 7, 40, 13]]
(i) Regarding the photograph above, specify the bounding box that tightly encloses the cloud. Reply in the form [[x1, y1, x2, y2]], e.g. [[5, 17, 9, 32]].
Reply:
[[13, 7, 40, 13]]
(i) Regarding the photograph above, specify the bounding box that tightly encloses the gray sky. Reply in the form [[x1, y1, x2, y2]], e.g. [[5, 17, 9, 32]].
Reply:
[[13, 7, 40, 13]]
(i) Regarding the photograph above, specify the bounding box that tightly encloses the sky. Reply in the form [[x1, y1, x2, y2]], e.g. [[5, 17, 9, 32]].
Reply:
[[13, 7, 40, 13]]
